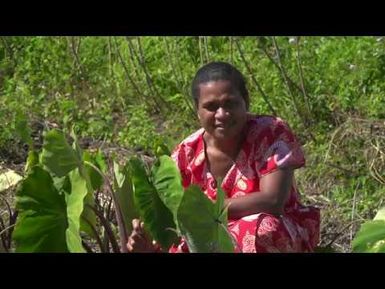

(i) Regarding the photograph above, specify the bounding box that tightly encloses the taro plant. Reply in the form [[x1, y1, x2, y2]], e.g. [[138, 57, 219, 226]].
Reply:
[[130, 156, 235, 252], [12, 128, 235, 253], [352, 207, 385, 252], [12, 129, 100, 252]]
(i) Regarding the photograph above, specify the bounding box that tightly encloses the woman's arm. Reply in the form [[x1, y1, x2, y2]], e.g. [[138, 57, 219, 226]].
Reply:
[[225, 168, 294, 219]]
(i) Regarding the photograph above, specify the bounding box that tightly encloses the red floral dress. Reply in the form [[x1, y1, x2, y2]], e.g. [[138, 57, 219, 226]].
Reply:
[[169, 114, 320, 253]]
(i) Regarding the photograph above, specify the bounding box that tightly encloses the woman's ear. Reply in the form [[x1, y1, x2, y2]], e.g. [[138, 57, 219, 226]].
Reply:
[[197, 114, 201, 120]]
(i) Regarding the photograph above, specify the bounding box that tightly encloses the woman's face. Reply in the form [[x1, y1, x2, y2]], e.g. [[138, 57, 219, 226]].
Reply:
[[197, 80, 248, 141]]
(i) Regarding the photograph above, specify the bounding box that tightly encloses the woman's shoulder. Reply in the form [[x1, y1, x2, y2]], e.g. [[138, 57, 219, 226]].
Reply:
[[178, 128, 205, 147], [245, 113, 297, 145], [171, 128, 206, 170], [171, 128, 204, 160]]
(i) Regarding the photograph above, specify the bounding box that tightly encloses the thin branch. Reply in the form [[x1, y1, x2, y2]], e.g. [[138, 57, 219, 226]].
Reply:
[[234, 38, 277, 115], [325, 219, 362, 248], [87, 204, 120, 253], [0, 224, 16, 238], [81, 215, 106, 253], [325, 162, 359, 177], [107, 37, 113, 78], [125, 37, 142, 80], [104, 196, 114, 251], [0, 195, 16, 248], [369, 159, 385, 185], [113, 38, 156, 113], [370, 138, 385, 157], [0, 195, 12, 218], [0, 36, 15, 62], [323, 122, 345, 163], [84, 161, 128, 253], [163, 37, 196, 118], [126, 37, 166, 112], [271, 38, 305, 121], [271, 37, 315, 141], [7, 210, 17, 249], [350, 182, 360, 242], [198, 36, 204, 66], [107, 37, 126, 112], [295, 37, 313, 120], [136, 38, 168, 111], [68, 36, 86, 79], [0, 215, 8, 252], [229, 36, 234, 63], [82, 240, 94, 253], [203, 36, 210, 62], [173, 39, 201, 122], [95, 185, 112, 251], [257, 37, 304, 96], [136, 38, 158, 96]]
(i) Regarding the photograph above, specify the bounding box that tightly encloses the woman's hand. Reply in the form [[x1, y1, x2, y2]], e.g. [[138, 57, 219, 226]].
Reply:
[[126, 219, 160, 252]]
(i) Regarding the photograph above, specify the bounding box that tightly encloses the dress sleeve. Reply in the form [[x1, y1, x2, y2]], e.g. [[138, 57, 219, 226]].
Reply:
[[257, 118, 305, 177]]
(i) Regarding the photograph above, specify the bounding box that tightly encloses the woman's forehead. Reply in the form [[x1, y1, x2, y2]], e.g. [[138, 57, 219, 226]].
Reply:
[[198, 80, 240, 95], [199, 86, 242, 105]]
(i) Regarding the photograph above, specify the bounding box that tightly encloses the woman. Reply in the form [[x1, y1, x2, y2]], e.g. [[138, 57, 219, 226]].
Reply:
[[127, 61, 320, 253]]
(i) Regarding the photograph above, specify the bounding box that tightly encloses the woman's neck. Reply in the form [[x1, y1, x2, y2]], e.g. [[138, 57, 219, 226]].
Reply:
[[203, 131, 245, 159]]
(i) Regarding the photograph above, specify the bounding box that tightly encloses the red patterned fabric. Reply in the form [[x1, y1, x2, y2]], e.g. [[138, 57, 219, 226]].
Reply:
[[169, 114, 320, 253]]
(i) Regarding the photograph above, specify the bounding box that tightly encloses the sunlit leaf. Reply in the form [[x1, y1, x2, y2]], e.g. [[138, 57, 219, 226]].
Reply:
[[352, 220, 385, 253], [129, 157, 178, 249], [41, 130, 80, 177], [113, 160, 139, 235], [13, 166, 68, 252], [177, 185, 234, 253]]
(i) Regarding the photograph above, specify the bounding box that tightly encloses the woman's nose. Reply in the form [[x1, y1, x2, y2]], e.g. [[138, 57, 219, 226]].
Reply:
[[215, 107, 229, 120]]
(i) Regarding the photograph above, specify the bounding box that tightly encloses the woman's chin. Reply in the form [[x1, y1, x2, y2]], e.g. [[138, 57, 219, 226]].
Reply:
[[213, 129, 233, 140]]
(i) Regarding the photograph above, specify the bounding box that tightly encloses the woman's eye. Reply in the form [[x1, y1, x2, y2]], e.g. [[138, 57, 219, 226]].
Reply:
[[205, 104, 218, 111], [225, 101, 237, 109]]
